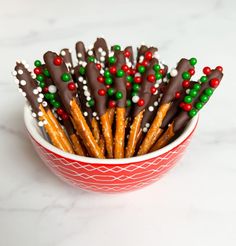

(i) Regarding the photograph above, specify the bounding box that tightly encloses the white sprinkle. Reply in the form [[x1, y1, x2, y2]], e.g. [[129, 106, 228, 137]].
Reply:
[[39, 93, 44, 98], [148, 106, 154, 111], [163, 77, 168, 82], [77, 53, 82, 58], [154, 83, 159, 88], [98, 48, 103, 53], [60, 50, 66, 56], [143, 127, 148, 133], [37, 87, 42, 92], [43, 120, 47, 125], [21, 60, 26, 65], [37, 97, 43, 103], [69, 49, 72, 53], [31, 73, 36, 79], [42, 101, 48, 107], [78, 76, 83, 82], [83, 85, 88, 91], [86, 96, 91, 101], [25, 64, 29, 69], [160, 63, 164, 69], [83, 80, 87, 85], [86, 102, 90, 107], [32, 112, 37, 118], [88, 50, 93, 56], [79, 61, 83, 65], [18, 69, 23, 75], [145, 123, 150, 128], [170, 68, 178, 77], [66, 62, 72, 68], [38, 121, 44, 127], [132, 95, 139, 103], [38, 111, 43, 117], [135, 72, 141, 77], [110, 51, 114, 56], [101, 51, 106, 56], [22, 92, 26, 97], [83, 112, 88, 117], [88, 45, 93, 50], [93, 112, 97, 117], [84, 91, 90, 97], [100, 56, 105, 62], [15, 79, 19, 84], [18, 88, 22, 93], [139, 56, 144, 62], [48, 85, 57, 93], [12, 71, 17, 76], [186, 89, 190, 94], [96, 116, 99, 120], [82, 62, 87, 67], [157, 79, 162, 84], [20, 80, 26, 86], [154, 101, 158, 107], [154, 90, 158, 95]]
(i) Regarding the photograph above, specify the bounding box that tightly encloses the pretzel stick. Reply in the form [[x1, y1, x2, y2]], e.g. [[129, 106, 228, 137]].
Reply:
[[107, 107, 115, 126], [91, 117, 105, 155]]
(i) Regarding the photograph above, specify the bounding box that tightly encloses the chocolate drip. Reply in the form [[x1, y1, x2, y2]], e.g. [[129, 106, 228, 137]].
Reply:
[[113, 51, 127, 108], [15, 62, 44, 115], [86, 62, 108, 117], [75, 41, 87, 62], [60, 48, 73, 71], [43, 51, 77, 113], [133, 58, 159, 117], [173, 69, 223, 132], [161, 58, 193, 105]]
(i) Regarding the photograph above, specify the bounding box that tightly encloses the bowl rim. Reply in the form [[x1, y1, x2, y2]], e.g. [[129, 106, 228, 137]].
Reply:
[[24, 104, 198, 164]]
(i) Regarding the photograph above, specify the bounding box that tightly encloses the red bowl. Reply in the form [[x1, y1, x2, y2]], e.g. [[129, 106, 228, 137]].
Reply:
[[24, 105, 198, 193]]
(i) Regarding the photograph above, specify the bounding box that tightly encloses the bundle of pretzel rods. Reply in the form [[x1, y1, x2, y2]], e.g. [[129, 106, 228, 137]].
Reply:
[[12, 37, 224, 159]]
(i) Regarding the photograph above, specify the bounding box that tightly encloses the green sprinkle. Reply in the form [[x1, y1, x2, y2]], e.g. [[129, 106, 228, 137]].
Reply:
[[131, 91, 138, 97], [88, 56, 95, 62], [195, 102, 203, 110], [182, 71, 191, 80], [117, 69, 125, 77], [39, 82, 45, 88], [153, 64, 160, 72], [88, 99, 95, 107], [43, 69, 50, 77], [200, 76, 208, 83], [126, 99, 132, 107], [188, 109, 197, 118], [155, 73, 162, 80], [204, 88, 213, 96], [34, 60, 42, 67], [193, 83, 201, 91], [104, 70, 111, 78], [189, 89, 198, 98], [79, 66, 85, 75], [115, 91, 123, 100], [133, 83, 140, 92], [114, 45, 121, 51], [61, 73, 71, 82], [53, 101, 61, 108], [105, 77, 113, 85], [109, 56, 116, 64], [200, 94, 208, 103], [107, 88, 115, 96], [36, 74, 44, 82], [184, 95, 192, 103], [189, 57, 197, 66], [127, 75, 133, 83], [138, 65, 145, 74]]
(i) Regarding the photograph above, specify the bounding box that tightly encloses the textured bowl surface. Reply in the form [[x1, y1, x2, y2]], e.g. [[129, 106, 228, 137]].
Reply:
[[24, 105, 198, 193]]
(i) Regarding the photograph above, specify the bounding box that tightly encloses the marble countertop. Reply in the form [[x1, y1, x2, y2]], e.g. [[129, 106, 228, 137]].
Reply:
[[1, 0, 236, 245]]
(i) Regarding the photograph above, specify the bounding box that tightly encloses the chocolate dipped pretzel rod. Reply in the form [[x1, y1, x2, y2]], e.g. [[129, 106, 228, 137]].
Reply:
[[150, 66, 223, 151], [137, 57, 197, 155], [33, 61, 86, 156], [86, 62, 113, 158], [125, 57, 161, 157], [43, 51, 105, 158], [13, 61, 74, 153]]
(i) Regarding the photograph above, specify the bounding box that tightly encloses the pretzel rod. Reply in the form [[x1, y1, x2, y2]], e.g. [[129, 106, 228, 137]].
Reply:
[[13, 61, 74, 153], [91, 117, 105, 154], [34, 63, 85, 156], [150, 67, 224, 151], [137, 58, 197, 155], [126, 57, 160, 157], [44, 51, 104, 158], [107, 107, 115, 126]]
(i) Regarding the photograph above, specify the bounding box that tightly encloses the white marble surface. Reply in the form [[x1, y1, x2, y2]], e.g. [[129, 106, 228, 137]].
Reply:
[[1, 0, 236, 245]]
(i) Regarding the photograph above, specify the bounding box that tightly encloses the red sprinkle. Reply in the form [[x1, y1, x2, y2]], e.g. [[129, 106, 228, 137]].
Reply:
[[53, 56, 63, 66], [96, 63, 102, 70], [124, 50, 131, 58], [57, 108, 64, 115], [159, 69, 164, 75], [126, 82, 132, 89], [122, 64, 129, 72], [142, 60, 149, 67], [109, 66, 116, 74], [182, 80, 190, 88], [147, 74, 155, 83], [34, 67, 42, 75], [179, 102, 185, 108], [43, 87, 49, 93], [150, 86, 157, 94], [134, 76, 142, 83], [97, 76, 105, 83], [137, 99, 145, 107], [175, 91, 181, 99], [188, 68, 195, 76], [108, 100, 116, 108], [203, 66, 211, 75], [98, 89, 106, 96], [145, 51, 152, 60], [216, 66, 223, 72], [210, 78, 220, 88], [68, 82, 76, 91], [183, 104, 192, 111], [61, 113, 69, 120]]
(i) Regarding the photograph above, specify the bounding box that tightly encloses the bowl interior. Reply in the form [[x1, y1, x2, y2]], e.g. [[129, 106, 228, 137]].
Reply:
[[24, 104, 198, 164]]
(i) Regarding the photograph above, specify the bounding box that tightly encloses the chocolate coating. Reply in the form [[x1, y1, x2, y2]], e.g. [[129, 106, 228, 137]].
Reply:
[[15, 62, 44, 115], [86, 62, 108, 117], [173, 69, 223, 132], [137, 45, 158, 62], [133, 58, 159, 117], [161, 58, 193, 105], [60, 48, 73, 71], [93, 38, 109, 64], [75, 41, 87, 62], [43, 51, 77, 113], [113, 51, 127, 108]]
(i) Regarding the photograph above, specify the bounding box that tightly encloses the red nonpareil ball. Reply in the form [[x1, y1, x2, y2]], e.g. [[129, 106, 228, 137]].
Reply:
[[179, 102, 185, 108], [53, 56, 63, 66], [43, 87, 49, 93], [61, 113, 69, 120], [130, 68, 136, 75], [137, 99, 145, 107], [150, 86, 157, 94], [142, 60, 149, 67], [106, 85, 111, 89], [183, 103, 192, 112], [96, 63, 102, 70], [182, 80, 190, 88], [97, 76, 105, 83], [145, 51, 152, 60], [210, 78, 220, 88], [147, 74, 155, 83], [108, 100, 116, 108], [57, 108, 64, 116], [122, 64, 129, 72], [134, 76, 142, 83], [126, 82, 132, 89], [68, 82, 76, 91], [188, 68, 195, 76], [98, 89, 106, 96], [34, 67, 42, 75], [124, 50, 131, 58], [175, 91, 181, 99], [216, 66, 223, 72], [159, 69, 164, 75], [109, 66, 116, 74], [203, 66, 211, 75]]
